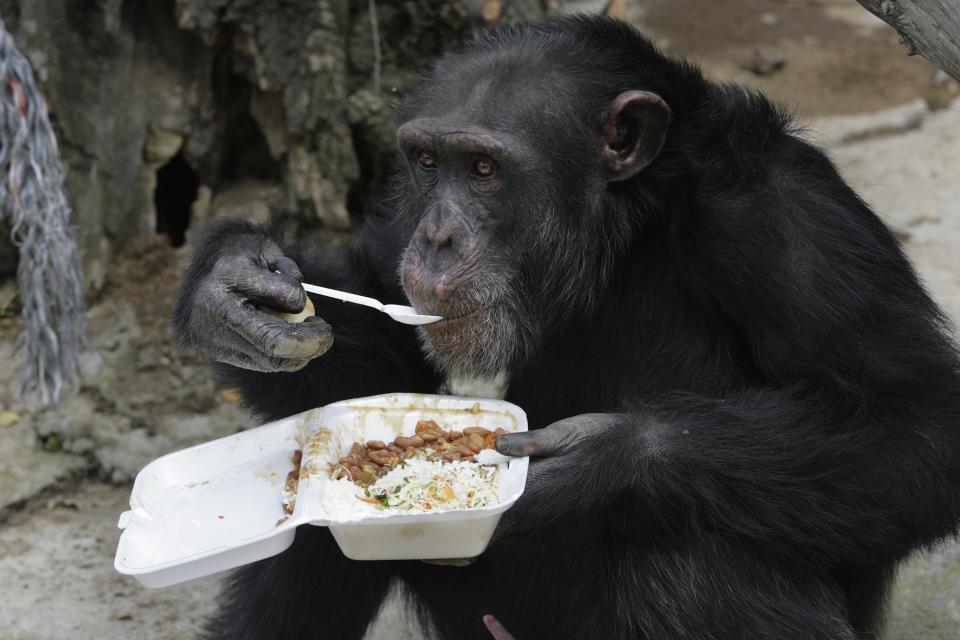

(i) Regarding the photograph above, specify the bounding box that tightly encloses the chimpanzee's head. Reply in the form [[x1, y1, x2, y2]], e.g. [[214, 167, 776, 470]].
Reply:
[[395, 17, 687, 378]]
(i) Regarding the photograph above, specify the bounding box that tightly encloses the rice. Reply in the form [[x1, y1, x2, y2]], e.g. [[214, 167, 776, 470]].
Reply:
[[320, 457, 502, 517]]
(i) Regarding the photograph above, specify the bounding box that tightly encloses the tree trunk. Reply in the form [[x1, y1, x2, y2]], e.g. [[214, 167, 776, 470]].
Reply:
[[0, 0, 553, 291], [855, 0, 960, 81]]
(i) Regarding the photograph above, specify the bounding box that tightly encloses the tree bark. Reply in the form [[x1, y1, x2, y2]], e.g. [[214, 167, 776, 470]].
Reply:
[[1, 0, 553, 291], [855, 0, 960, 81]]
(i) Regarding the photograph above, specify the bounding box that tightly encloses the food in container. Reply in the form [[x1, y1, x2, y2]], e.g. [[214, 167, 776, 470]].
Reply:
[[114, 393, 529, 588]]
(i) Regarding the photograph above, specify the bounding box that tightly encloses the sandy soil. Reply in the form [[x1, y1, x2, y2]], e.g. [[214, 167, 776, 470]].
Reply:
[[634, 0, 959, 117]]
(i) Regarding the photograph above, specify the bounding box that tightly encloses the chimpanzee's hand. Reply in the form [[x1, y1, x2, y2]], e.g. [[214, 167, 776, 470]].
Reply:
[[180, 235, 333, 372]]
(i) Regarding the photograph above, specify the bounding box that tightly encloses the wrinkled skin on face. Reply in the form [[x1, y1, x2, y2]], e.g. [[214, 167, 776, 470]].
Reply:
[[397, 119, 532, 378], [394, 56, 670, 379]]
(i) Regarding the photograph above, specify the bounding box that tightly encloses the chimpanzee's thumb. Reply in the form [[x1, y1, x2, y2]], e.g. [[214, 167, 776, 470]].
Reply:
[[495, 431, 542, 457], [495, 427, 574, 458], [496, 414, 618, 458]]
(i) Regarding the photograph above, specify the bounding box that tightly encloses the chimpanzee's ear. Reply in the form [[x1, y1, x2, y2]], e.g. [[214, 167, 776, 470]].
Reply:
[[601, 90, 671, 182]]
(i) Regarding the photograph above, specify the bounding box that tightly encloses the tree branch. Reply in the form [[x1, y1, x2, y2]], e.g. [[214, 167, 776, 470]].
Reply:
[[855, 0, 960, 81]]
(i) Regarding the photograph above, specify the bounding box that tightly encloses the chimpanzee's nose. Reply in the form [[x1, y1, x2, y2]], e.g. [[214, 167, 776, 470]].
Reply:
[[425, 219, 455, 253], [418, 203, 463, 268]]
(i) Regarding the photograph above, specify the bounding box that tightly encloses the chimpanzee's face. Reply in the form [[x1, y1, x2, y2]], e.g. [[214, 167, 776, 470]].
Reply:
[[397, 117, 536, 379], [395, 59, 670, 380]]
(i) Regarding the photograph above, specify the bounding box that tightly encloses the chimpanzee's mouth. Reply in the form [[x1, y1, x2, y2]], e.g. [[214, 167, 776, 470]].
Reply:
[[424, 306, 483, 329], [415, 298, 504, 330]]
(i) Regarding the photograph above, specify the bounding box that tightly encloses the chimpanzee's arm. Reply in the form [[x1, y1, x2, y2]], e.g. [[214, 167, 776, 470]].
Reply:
[[498, 140, 960, 566], [502, 385, 959, 565], [174, 217, 439, 421]]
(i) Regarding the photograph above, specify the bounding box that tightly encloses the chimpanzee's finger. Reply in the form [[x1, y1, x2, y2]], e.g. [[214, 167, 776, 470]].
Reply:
[[196, 316, 318, 373], [495, 422, 579, 458], [495, 431, 546, 457], [215, 254, 307, 314], [483, 615, 517, 640], [215, 298, 334, 361], [234, 270, 306, 314], [210, 341, 316, 373], [268, 255, 304, 281], [496, 414, 616, 458]]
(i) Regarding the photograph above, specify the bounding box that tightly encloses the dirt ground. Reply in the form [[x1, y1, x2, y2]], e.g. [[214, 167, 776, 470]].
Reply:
[[1, 1, 959, 638], [634, 0, 959, 116]]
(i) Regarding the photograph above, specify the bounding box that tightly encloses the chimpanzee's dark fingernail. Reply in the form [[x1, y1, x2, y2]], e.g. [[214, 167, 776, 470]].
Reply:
[[270, 262, 291, 276], [496, 435, 531, 456], [270, 257, 304, 281]]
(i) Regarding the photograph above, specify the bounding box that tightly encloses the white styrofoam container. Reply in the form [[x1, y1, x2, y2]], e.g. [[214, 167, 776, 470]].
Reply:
[[114, 393, 528, 588]]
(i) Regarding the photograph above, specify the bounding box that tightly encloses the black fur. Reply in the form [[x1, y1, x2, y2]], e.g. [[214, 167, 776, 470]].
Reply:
[[176, 16, 960, 640]]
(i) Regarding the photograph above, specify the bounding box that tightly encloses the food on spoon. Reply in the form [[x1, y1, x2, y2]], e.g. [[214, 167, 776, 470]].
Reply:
[[264, 297, 315, 324]]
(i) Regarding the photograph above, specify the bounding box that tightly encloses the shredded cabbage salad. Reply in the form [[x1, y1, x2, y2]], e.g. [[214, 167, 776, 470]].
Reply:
[[331, 457, 501, 513]]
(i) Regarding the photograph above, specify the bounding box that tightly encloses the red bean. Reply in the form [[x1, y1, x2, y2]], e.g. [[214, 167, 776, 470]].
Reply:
[[468, 433, 484, 453], [369, 450, 392, 465]]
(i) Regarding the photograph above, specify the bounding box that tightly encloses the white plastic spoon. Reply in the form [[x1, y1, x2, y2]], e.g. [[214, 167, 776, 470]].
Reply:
[[301, 282, 443, 325]]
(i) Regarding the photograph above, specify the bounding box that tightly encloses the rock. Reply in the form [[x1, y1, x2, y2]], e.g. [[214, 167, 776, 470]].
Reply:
[[249, 90, 288, 159], [0, 411, 20, 428], [481, 0, 503, 22], [190, 185, 214, 231], [0, 418, 88, 515], [143, 128, 185, 165], [32, 392, 179, 484], [604, 0, 628, 19], [34, 394, 124, 452], [741, 46, 786, 76], [809, 99, 930, 146], [32, 322, 248, 482], [209, 180, 281, 226], [83, 303, 143, 383], [97, 429, 175, 484], [154, 403, 248, 445], [287, 143, 355, 229]]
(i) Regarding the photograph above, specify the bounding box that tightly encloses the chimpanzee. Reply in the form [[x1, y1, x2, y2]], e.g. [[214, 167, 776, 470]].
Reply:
[[174, 15, 960, 640]]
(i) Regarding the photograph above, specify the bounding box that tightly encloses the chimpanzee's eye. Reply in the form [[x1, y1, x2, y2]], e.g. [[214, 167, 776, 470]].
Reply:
[[417, 150, 437, 170], [473, 158, 495, 178]]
